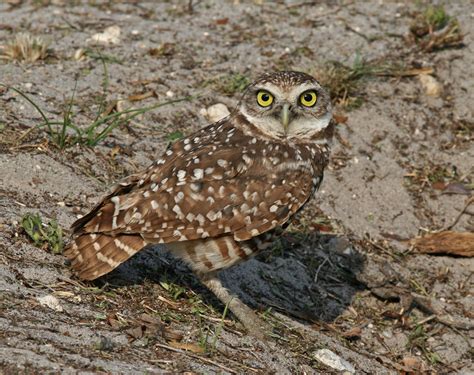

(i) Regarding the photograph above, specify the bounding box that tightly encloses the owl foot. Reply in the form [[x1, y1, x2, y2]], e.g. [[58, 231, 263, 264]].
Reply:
[[200, 275, 269, 340]]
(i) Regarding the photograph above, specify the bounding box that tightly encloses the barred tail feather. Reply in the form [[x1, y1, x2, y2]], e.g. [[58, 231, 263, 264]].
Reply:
[[64, 234, 147, 280]]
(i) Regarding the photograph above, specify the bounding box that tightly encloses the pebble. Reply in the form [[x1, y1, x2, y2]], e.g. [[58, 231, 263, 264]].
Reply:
[[313, 349, 355, 373], [37, 295, 64, 312], [418, 74, 442, 97], [89, 25, 121, 45], [206, 103, 230, 123]]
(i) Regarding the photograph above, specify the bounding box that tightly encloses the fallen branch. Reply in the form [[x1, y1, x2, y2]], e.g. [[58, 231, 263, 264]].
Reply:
[[411, 231, 474, 257]]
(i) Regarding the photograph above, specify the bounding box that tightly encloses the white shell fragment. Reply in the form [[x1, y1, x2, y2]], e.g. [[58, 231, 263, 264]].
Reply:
[[313, 349, 355, 373], [37, 294, 64, 312], [88, 25, 121, 45]]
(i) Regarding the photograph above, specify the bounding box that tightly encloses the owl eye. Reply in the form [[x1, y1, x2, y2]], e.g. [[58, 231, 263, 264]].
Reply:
[[299, 91, 317, 107], [256, 90, 274, 107]]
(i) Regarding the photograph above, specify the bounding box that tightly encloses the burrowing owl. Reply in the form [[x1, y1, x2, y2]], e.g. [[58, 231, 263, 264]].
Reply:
[[65, 71, 333, 336]]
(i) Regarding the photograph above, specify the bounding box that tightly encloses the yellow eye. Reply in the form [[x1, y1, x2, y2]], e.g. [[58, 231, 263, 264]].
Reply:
[[299, 91, 317, 107], [256, 90, 274, 107]]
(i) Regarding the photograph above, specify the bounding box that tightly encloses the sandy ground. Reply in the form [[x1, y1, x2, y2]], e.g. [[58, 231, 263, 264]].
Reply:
[[0, 1, 473, 374]]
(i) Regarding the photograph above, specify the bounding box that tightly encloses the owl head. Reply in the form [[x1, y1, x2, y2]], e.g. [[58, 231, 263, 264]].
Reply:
[[238, 71, 332, 141]]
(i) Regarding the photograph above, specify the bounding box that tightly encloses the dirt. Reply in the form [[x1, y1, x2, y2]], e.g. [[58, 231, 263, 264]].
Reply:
[[0, 1, 473, 374]]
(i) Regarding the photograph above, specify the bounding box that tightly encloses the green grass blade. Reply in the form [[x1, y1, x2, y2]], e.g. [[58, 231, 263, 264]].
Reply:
[[2, 85, 54, 136]]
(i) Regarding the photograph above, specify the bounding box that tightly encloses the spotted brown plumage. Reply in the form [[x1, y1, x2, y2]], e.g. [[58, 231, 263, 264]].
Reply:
[[65, 71, 333, 336]]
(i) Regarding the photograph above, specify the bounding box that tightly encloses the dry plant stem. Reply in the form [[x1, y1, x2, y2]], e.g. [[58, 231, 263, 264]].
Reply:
[[200, 274, 267, 340], [443, 196, 474, 231]]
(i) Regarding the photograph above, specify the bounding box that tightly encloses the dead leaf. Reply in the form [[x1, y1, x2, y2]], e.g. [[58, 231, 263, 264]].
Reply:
[[215, 18, 229, 25], [333, 113, 348, 124], [342, 326, 362, 340], [168, 341, 205, 353], [442, 182, 471, 195], [126, 326, 144, 339], [402, 356, 422, 371], [432, 181, 446, 190], [411, 231, 474, 257]]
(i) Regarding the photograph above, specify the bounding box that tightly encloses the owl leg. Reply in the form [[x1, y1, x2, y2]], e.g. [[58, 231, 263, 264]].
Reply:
[[199, 274, 268, 340]]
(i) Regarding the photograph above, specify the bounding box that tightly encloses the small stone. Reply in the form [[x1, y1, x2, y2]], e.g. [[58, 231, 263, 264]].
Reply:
[[313, 349, 355, 373], [166, 90, 174, 98], [418, 74, 442, 97], [89, 25, 121, 45], [206, 103, 230, 123], [37, 295, 64, 312]]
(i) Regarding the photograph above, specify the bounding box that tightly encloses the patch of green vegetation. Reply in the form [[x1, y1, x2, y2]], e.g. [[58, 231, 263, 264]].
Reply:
[[317, 54, 403, 109], [2, 57, 191, 149], [423, 5, 451, 31], [166, 130, 184, 142], [410, 5, 464, 52], [407, 324, 441, 365], [214, 73, 250, 96], [83, 48, 123, 64], [21, 213, 63, 254], [159, 280, 187, 300]]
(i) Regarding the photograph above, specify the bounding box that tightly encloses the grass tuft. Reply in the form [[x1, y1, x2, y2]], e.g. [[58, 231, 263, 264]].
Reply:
[[316, 54, 402, 109], [213, 73, 250, 96], [0, 33, 49, 63], [1, 57, 192, 149], [410, 5, 464, 52], [21, 213, 64, 254]]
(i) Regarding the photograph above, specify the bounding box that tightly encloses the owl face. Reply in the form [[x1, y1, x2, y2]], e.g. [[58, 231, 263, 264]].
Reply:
[[239, 71, 332, 140]]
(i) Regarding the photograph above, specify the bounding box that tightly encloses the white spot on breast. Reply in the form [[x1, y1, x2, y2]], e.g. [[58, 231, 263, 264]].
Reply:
[[206, 210, 221, 221], [151, 200, 159, 209], [174, 191, 184, 203], [269, 205, 278, 213], [184, 144, 191, 151], [205, 167, 214, 175], [242, 154, 252, 165], [186, 213, 195, 221], [217, 159, 228, 167], [177, 170, 186, 180], [166, 150, 173, 156], [172, 204, 183, 216], [241, 203, 250, 212], [193, 169, 204, 179], [196, 213, 205, 225], [206, 196, 215, 204], [143, 191, 150, 198]]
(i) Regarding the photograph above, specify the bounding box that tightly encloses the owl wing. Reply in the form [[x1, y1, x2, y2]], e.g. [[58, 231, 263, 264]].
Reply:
[[72, 145, 316, 244]]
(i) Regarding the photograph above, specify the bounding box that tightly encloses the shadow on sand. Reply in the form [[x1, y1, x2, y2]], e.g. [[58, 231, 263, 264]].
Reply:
[[98, 233, 366, 324]]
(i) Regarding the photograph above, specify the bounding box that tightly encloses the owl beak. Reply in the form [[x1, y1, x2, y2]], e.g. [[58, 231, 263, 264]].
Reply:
[[281, 103, 291, 133]]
